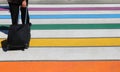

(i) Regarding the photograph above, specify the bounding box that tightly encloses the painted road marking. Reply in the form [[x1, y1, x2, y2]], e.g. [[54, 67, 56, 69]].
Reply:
[[2, 29, 120, 38], [1, 11, 120, 15], [1, 38, 120, 47], [1, 6, 120, 11], [1, 19, 120, 24], [1, 14, 120, 19], [1, 24, 120, 30], [0, 47, 120, 60], [0, 61, 120, 72]]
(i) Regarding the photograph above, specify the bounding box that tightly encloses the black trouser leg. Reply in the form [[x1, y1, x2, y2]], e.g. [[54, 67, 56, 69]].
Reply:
[[20, 0, 30, 24], [8, 3, 20, 25]]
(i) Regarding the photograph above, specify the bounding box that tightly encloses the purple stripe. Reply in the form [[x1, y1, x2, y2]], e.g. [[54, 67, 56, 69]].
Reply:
[[0, 8, 8, 11], [0, 7, 120, 11]]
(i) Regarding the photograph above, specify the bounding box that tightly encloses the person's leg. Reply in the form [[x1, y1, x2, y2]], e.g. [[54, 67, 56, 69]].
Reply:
[[8, 2, 20, 25], [20, 0, 31, 25]]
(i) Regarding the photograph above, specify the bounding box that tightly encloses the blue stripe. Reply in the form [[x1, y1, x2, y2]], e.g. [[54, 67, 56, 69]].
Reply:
[[0, 14, 120, 19]]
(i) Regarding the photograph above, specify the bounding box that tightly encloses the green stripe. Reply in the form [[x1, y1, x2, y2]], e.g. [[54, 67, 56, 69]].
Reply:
[[1, 24, 120, 30]]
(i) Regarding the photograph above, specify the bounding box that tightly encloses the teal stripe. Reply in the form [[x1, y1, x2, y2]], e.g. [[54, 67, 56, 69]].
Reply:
[[1, 14, 120, 19], [1, 24, 120, 30]]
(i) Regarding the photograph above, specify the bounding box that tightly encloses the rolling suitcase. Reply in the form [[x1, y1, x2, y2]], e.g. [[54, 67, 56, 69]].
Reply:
[[6, 24, 31, 51], [5, 6, 31, 51]]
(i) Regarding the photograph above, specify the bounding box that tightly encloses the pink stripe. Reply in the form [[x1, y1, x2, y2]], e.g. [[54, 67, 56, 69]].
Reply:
[[0, 7, 120, 11]]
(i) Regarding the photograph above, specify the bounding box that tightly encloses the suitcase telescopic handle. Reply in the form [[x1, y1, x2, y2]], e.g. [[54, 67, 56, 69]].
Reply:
[[25, 0, 29, 25], [18, 2, 28, 24], [24, 5, 28, 24]]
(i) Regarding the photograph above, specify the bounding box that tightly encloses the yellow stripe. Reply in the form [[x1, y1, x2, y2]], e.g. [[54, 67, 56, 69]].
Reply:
[[0, 38, 120, 47]]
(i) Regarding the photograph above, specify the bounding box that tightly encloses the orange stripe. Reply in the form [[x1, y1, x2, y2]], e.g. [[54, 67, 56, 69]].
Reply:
[[0, 61, 120, 72]]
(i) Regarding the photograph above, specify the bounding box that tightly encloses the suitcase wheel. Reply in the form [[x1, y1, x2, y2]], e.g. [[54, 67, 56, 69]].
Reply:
[[3, 45, 9, 52], [4, 49, 7, 52], [25, 44, 29, 49], [22, 49, 25, 51]]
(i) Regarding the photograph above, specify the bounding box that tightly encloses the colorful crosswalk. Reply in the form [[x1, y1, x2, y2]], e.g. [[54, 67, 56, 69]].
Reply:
[[0, 4, 120, 72]]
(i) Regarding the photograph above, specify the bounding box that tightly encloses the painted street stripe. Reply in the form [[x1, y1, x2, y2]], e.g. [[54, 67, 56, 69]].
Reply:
[[1, 38, 120, 47], [0, 47, 120, 60], [1, 19, 120, 24], [28, 7, 120, 11], [1, 14, 120, 19], [12, 4, 120, 7], [1, 29, 120, 38], [2, 29, 120, 38], [1, 7, 120, 11], [1, 24, 120, 30], [2, 4, 120, 8], [30, 24, 120, 29], [1, 11, 120, 15], [30, 29, 120, 38], [0, 61, 120, 72]]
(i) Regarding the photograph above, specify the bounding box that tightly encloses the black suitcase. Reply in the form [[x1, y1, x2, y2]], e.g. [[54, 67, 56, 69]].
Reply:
[[4, 6, 31, 51], [5, 24, 31, 51]]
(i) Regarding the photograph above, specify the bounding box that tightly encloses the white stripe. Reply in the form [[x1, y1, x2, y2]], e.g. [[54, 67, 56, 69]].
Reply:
[[1, 4, 120, 8], [0, 47, 120, 61], [1, 11, 120, 15], [1, 19, 120, 24], [26, 29, 120, 38], [0, 11, 10, 15], [28, 4, 120, 7], [1, 29, 120, 38], [0, 32, 7, 38], [0, 19, 11, 24]]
